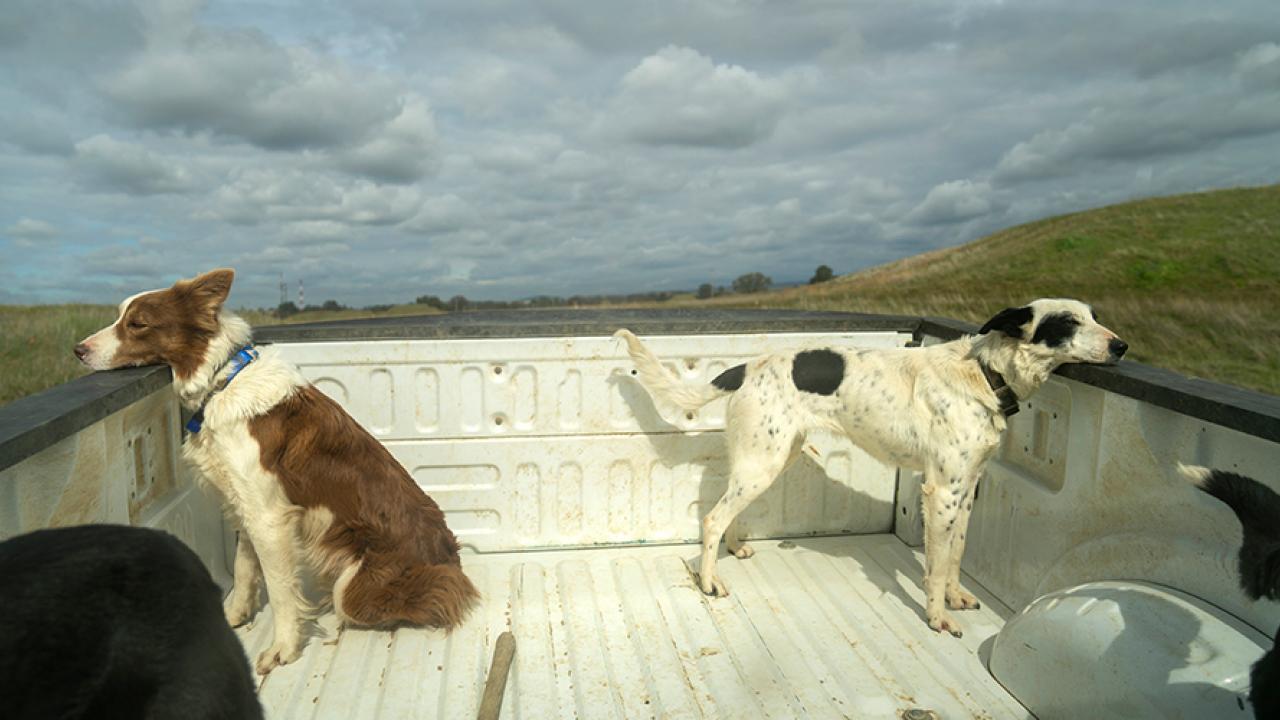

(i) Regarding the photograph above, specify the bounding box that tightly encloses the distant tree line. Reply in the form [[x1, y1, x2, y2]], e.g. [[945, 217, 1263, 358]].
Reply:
[[415, 291, 678, 311], [692, 266, 834, 301], [275, 299, 349, 317], [273, 265, 835, 317]]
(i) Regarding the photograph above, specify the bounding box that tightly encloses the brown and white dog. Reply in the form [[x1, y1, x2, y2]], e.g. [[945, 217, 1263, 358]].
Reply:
[[76, 269, 478, 673]]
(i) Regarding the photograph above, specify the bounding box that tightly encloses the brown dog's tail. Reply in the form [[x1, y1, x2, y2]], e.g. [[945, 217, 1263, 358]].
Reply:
[[339, 555, 480, 629]]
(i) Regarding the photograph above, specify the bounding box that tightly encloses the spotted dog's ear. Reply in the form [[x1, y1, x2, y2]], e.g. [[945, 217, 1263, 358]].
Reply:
[[979, 306, 1034, 339]]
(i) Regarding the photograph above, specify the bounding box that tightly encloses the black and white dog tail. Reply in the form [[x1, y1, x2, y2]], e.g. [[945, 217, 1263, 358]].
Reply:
[[1180, 463, 1280, 601], [614, 329, 737, 413]]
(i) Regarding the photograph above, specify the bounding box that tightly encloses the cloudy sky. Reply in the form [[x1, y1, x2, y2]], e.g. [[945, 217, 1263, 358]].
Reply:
[[2, 0, 1278, 308]]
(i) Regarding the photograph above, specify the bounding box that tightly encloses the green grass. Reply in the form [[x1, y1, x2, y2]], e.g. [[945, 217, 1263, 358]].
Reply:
[[0, 304, 120, 406], [676, 184, 1280, 395], [0, 304, 442, 406]]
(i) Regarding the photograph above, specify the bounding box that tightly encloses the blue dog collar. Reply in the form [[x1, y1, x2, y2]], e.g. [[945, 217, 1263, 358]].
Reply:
[[186, 345, 259, 434]]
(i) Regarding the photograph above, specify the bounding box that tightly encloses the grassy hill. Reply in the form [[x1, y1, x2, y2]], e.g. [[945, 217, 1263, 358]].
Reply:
[[681, 184, 1280, 395]]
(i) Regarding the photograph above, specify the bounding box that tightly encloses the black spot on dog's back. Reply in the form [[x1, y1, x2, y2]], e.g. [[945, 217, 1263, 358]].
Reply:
[[711, 364, 746, 391], [1031, 312, 1079, 347], [792, 349, 844, 395]]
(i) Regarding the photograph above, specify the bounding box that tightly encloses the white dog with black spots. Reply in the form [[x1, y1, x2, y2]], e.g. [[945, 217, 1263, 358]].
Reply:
[[616, 299, 1126, 637]]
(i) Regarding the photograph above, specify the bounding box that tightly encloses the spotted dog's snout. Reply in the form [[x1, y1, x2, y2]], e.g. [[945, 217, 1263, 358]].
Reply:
[[1108, 338, 1128, 361]]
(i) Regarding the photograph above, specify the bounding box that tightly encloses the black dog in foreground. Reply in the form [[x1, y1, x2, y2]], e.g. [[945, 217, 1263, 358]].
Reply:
[[0, 525, 262, 720], [1183, 464, 1280, 718]]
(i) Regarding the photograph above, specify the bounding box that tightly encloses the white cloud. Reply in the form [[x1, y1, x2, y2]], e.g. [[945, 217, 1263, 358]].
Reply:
[[403, 194, 476, 234], [279, 220, 349, 245], [332, 96, 440, 183], [908, 180, 999, 226], [204, 168, 424, 226], [546, 149, 610, 182], [4, 217, 58, 241], [72, 134, 201, 195], [471, 132, 565, 172], [603, 46, 791, 148], [1236, 42, 1280, 89], [431, 58, 521, 119]]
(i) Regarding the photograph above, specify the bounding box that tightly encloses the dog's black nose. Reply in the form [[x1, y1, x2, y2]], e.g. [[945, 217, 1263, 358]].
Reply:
[[1109, 339, 1128, 358], [74, 344, 89, 361]]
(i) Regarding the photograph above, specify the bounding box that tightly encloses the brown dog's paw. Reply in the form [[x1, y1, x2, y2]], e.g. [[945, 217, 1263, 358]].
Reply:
[[256, 639, 303, 675]]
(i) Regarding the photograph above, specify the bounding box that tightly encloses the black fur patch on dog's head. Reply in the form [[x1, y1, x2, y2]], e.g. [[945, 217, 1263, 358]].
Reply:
[[792, 349, 844, 395], [978, 306, 1034, 339], [711, 364, 746, 392], [1031, 312, 1080, 348]]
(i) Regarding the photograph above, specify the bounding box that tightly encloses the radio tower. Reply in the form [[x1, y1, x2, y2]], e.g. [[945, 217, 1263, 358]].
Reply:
[[298, 278, 305, 309], [279, 273, 287, 306]]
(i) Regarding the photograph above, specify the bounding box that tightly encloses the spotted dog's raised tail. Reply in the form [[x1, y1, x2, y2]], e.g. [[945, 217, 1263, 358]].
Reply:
[[1180, 463, 1280, 601], [614, 329, 738, 413]]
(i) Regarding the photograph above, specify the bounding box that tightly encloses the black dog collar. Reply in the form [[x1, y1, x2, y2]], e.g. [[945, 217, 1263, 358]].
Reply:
[[979, 361, 1020, 417]]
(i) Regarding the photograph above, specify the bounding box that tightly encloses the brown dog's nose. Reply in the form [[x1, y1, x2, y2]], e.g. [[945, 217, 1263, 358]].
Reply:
[[74, 343, 90, 361], [1109, 339, 1128, 358]]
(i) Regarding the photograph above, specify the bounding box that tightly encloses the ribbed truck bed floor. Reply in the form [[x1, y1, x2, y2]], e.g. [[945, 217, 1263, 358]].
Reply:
[[235, 535, 1030, 719]]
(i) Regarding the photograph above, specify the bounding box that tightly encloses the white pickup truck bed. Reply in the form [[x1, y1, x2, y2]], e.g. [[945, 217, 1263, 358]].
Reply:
[[237, 536, 1025, 720], [4, 309, 1277, 720]]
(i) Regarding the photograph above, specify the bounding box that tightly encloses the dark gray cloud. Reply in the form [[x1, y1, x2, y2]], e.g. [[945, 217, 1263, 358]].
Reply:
[[1, 0, 1279, 307], [993, 47, 1280, 184], [0, 107, 76, 156]]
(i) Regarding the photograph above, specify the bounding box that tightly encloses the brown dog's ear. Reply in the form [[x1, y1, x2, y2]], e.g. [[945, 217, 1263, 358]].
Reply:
[[979, 305, 1033, 339], [184, 268, 235, 313]]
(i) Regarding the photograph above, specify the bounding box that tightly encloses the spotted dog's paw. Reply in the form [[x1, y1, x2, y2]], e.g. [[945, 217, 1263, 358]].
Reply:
[[946, 587, 981, 610], [927, 611, 964, 638], [700, 573, 730, 598]]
